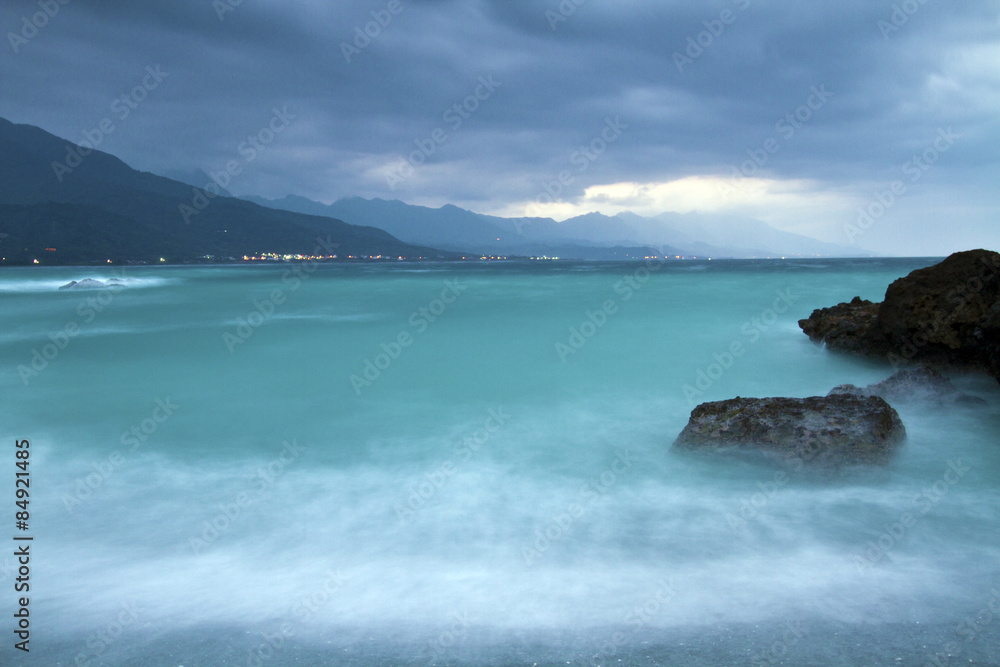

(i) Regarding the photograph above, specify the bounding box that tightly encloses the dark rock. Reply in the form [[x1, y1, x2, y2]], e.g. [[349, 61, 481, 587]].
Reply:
[[59, 278, 109, 289], [798, 296, 882, 355], [874, 249, 1000, 369], [798, 250, 1000, 383], [828, 366, 986, 407], [981, 303, 1000, 380], [672, 395, 906, 466]]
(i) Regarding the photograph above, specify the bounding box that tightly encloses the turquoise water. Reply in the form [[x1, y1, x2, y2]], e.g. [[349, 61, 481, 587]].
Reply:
[[2, 259, 999, 665]]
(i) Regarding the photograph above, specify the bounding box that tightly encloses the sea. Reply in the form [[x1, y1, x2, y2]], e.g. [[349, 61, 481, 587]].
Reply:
[[1, 257, 999, 666]]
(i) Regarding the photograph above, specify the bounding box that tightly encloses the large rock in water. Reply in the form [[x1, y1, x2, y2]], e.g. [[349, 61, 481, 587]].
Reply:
[[799, 249, 1000, 382], [672, 395, 906, 466], [875, 249, 1000, 377]]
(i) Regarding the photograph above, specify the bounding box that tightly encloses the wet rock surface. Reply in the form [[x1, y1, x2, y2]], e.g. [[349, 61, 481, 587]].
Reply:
[[798, 249, 1000, 382], [798, 296, 881, 355], [672, 395, 906, 466]]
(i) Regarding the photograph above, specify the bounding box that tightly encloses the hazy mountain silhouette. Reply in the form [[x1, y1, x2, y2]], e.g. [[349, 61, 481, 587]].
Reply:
[[0, 118, 451, 264], [244, 194, 866, 259]]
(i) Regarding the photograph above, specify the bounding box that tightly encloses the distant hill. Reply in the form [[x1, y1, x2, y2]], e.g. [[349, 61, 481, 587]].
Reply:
[[0, 118, 451, 265], [241, 195, 667, 260], [0, 116, 867, 265], [157, 168, 236, 197], [244, 194, 867, 259]]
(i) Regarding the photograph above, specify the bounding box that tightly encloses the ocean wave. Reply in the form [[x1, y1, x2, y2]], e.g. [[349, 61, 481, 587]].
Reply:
[[0, 275, 176, 293], [267, 312, 387, 324]]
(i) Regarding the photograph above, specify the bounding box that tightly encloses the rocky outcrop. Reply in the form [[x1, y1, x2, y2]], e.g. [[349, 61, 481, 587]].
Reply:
[[672, 395, 906, 466], [982, 306, 1000, 381], [59, 278, 123, 290], [828, 366, 986, 407], [798, 296, 881, 355], [799, 249, 1000, 382], [874, 249, 1000, 369]]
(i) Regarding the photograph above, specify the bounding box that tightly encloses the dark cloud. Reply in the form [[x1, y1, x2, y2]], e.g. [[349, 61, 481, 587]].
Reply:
[[2, 0, 997, 254]]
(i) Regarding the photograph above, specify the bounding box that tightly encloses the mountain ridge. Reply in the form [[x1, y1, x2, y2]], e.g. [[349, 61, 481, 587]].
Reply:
[[0, 116, 870, 264], [0, 117, 452, 264], [243, 193, 868, 259]]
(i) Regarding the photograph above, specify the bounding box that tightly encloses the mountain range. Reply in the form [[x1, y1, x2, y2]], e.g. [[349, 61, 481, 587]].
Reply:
[[243, 194, 864, 259], [0, 118, 448, 265], [0, 116, 866, 265]]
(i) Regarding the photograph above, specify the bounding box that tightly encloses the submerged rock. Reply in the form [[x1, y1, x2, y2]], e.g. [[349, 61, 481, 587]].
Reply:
[[798, 249, 1000, 383], [59, 278, 123, 290], [672, 395, 906, 466], [828, 366, 986, 407]]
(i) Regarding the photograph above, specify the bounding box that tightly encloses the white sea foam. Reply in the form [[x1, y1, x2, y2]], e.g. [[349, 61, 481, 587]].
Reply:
[[0, 275, 176, 292], [4, 259, 998, 664]]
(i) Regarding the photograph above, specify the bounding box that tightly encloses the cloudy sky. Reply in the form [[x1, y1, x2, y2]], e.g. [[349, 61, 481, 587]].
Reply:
[[2, 0, 998, 255]]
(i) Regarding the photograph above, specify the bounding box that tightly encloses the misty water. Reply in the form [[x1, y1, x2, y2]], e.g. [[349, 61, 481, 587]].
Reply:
[[2, 258, 999, 666]]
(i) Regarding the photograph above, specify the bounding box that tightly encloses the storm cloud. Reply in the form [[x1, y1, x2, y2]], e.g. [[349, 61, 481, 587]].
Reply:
[[2, 0, 998, 255]]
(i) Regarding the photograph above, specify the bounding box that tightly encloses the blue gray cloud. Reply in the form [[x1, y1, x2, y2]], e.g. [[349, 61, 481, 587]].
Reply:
[[2, 0, 998, 255]]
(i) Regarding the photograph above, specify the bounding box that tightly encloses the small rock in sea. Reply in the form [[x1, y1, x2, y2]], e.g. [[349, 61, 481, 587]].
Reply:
[[828, 366, 987, 407], [59, 278, 107, 289], [672, 395, 906, 466]]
